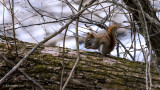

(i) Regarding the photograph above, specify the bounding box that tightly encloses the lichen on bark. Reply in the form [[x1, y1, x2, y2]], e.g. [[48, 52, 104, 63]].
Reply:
[[0, 35, 160, 90]]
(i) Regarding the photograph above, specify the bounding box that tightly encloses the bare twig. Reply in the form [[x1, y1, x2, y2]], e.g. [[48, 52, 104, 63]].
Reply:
[[27, 0, 43, 17], [2, 0, 12, 56], [5, 17, 70, 31], [116, 41, 120, 57], [62, 0, 83, 90], [60, 26, 68, 90], [11, 0, 18, 57], [118, 39, 135, 60], [137, 1, 153, 89]]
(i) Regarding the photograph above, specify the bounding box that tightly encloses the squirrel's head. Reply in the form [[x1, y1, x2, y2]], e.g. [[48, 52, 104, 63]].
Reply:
[[84, 33, 96, 49]]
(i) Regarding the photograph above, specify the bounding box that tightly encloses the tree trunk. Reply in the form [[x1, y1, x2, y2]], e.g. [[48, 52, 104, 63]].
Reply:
[[0, 35, 160, 89], [123, 0, 160, 74]]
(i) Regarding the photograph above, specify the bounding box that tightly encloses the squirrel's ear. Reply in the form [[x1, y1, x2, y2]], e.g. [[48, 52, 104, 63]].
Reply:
[[90, 33, 95, 38], [87, 32, 90, 35]]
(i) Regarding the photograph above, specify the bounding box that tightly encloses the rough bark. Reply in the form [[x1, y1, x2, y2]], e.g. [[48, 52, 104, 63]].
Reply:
[[122, 0, 160, 73], [0, 36, 160, 90]]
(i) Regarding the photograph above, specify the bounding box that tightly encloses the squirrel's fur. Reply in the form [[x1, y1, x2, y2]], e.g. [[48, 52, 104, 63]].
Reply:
[[84, 25, 118, 55]]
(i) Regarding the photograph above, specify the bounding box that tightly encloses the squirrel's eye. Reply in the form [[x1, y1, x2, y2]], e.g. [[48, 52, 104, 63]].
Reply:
[[88, 39, 91, 42]]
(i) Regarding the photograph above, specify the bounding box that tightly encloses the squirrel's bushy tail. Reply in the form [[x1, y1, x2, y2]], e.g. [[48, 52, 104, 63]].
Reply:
[[107, 25, 118, 52]]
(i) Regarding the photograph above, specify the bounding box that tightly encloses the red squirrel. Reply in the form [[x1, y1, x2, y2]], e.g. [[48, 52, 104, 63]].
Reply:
[[84, 25, 118, 55]]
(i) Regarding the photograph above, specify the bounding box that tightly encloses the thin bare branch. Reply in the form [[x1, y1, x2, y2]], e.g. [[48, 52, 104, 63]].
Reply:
[[11, 0, 18, 57], [60, 26, 68, 90], [61, 0, 83, 90], [118, 39, 135, 60]]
